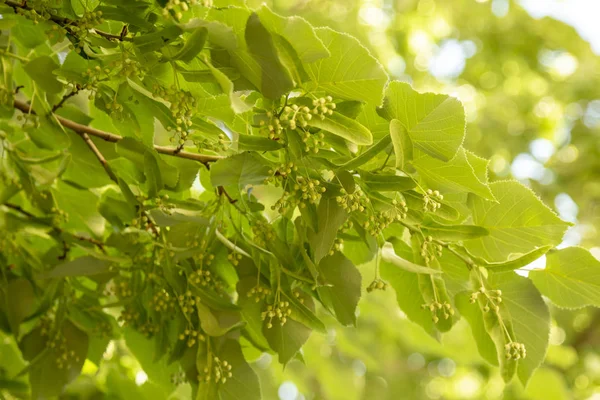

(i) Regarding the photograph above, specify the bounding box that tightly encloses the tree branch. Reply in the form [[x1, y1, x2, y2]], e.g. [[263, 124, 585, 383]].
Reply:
[[13, 99, 223, 165], [79, 131, 118, 183], [51, 85, 81, 112]]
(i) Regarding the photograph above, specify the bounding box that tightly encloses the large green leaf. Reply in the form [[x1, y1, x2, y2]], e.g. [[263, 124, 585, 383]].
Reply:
[[465, 181, 570, 262], [245, 12, 294, 99], [24, 56, 62, 95], [306, 28, 388, 105], [307, 196, 348, 264], [255, 5, 329, 63], [167, 27, 208, 62], [530, 247, 600, 309], [317, 253, 362, 326], [377, 81, 465, 161], [210, 152, 271, 189]]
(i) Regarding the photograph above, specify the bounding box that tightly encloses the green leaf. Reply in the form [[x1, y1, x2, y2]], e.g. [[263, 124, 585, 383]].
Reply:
[[380, 239, 434, 333], [196, 303, 245, 336], [489, 271, 551, 386], [124, 328, 179, 390], [168, 27, 208, 62], [464, 181, 570, 263], [390, 119, 413, 169], [306, 28, 388, 105], [454, 291, 498, 366], [360, 170, 416, 192], [381, 242, 441, 274], [202, 57, 250, 113], [377, 81, 465, 161], [210, 152, 271, 189], [307, 111, 373, 145], [217, 339, 262, 400], [530, 247, 600, 309], [308, 196, 348, 264], [24, 56, 62, 95], [3, 279, 36, 337], [44, 256, 111, 278], [255, 5, 329, 63], [263, 315, 311, 364], [132, 25, 183, 53], [20, 321, 88, 399], [421, 220, 489, 241], [144, 151, 163, 198], [412, 148, 496, 201], [245, 12, 294, 99], [317, 253, 362, 326]]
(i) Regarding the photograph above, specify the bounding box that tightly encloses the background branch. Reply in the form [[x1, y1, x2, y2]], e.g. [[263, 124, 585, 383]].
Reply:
[[13, 99, 223, 165]]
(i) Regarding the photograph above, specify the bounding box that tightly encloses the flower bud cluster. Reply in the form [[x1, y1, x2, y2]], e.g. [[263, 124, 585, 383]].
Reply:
[[420, 235, 443, 265], [200, 356, 233, 384], [227, 252, 242, 266], [262, 301, 292, 329], [505, 342, 527, 360], [190, 269, 213, 287], [150, 289, 176, 312], [153, 85, 196, 145], [470, 287, 502, 313], [48, 335, 80, 370], [177, 290, 200, 316], [162, 0, 209, 20], [178, 327, 206, 348], [251, 219, 275, 247], [336, 187, 369, 212], [423, 189, 443, 213], [310, 96, 336, 119], [272, 175, 326, 214], [280, 104, 313, 130], [258, 111, 284, 141], [247, 285, 272, 303], [421, 301, 454, 323], [367, 278, 388, 293], [328, 238, 343, 256]]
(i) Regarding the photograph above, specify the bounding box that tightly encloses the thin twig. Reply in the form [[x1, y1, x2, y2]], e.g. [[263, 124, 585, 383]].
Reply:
[[80, 132, 119, 182], [51, 85, 81, 112], [13, 99, 223, 165], [218, 186, 238, 204]]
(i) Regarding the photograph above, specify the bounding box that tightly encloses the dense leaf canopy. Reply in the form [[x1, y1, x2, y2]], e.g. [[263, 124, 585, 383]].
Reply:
[[0, 1, 598, 399]]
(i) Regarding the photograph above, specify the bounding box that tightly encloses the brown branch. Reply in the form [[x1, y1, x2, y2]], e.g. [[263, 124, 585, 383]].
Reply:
[[79, 132, 119, 183], [3, 202, 35, 218], [13, 99, 223, 165], [52, 85, 81, 112], [94, 28, 132, 42], [218, 186, 238, 204]]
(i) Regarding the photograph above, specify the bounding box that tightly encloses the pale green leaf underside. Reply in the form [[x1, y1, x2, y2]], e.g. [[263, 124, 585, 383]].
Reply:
[[530, 247, 600, 309], [465, 181, 570, 263]]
